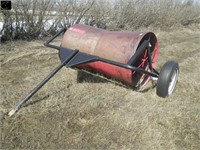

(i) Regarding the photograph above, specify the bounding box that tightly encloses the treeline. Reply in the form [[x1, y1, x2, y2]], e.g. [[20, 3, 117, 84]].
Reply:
[[0, 0, 200, 41]]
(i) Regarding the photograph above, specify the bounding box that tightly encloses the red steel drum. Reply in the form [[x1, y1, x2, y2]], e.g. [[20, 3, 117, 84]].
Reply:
[[61, 24, 158, 87]]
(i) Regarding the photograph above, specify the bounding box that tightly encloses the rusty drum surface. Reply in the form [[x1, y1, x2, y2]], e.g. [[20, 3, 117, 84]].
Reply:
[[61, 24, 158, 87]]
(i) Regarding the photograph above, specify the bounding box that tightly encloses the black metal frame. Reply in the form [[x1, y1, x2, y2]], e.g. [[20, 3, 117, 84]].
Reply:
[[8, 28, 159, 116]]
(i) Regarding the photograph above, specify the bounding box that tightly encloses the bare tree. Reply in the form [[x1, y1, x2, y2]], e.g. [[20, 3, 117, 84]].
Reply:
[[111, 0, 200, 30], [56, 0, 95, 28], [1, 0, 55, 40], [1, 0, 200, 42]]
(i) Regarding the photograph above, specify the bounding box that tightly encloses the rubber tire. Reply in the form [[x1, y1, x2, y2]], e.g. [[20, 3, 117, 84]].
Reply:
[[156, 61, 179, 98]]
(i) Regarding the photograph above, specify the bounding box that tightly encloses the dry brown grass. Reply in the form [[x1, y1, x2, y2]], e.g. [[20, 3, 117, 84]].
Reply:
[[0, 26, 200, 149]]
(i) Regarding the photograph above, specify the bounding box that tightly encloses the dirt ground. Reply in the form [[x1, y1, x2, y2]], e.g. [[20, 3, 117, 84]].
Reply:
[[0, 26, 200, 149]]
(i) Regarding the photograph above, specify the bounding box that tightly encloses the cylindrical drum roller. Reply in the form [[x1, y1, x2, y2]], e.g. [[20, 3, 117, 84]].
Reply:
[[61, 24, 158, 87]]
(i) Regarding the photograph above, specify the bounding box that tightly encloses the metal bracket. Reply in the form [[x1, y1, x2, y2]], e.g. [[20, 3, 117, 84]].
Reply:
[[59, 47, 159, 78]]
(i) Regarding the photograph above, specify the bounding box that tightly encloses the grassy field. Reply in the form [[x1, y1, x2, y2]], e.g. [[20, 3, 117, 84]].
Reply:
[[0, 25, 200, 149]]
